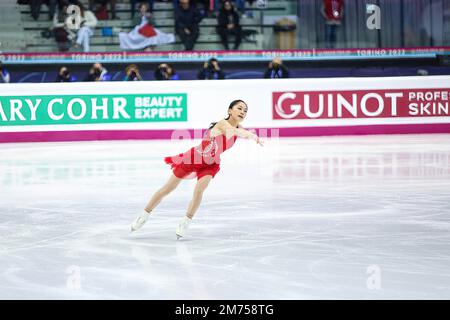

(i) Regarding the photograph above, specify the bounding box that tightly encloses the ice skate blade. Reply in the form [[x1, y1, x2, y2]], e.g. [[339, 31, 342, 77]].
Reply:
[[176, 234, 182, 240]]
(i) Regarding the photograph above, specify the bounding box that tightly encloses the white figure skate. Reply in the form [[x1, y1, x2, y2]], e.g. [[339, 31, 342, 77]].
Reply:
[[176, 216, 192, 239], [131, 210, 151, 232]]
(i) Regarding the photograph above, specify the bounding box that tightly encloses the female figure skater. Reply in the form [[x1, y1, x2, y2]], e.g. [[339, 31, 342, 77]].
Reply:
[[131, 99, 263, 238]]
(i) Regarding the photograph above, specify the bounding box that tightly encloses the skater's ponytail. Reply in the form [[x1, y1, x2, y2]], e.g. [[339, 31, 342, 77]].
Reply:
[[207, 99, 247, 131]]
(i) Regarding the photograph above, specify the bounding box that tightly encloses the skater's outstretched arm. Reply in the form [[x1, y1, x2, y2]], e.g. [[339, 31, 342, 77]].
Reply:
[[216, 120, 264, 146]]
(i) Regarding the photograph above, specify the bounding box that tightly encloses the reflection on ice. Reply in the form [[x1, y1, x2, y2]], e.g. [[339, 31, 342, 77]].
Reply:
[[274, 149, 450, 182]]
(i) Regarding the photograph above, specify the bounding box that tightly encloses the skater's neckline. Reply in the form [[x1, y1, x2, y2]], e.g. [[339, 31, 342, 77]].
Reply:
[[208, 130, 237, 140]]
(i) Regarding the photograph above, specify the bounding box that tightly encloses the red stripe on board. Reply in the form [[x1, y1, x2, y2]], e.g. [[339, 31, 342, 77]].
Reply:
[[0, 123, 450, 143]]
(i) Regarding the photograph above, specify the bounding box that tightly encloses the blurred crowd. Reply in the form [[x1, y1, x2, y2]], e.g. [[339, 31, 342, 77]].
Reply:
[[19, 0, 260, 52]]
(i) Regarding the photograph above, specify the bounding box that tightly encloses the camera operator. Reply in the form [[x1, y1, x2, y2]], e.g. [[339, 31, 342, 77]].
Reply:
[[154, 63, 179, 80], [84, 62, 110, 81], [124, 64, 143, 81], [55, 66, 77, 82], [263, 57, 289, 79], [197, 58, 225, 80], [0, 61, 11, 83]]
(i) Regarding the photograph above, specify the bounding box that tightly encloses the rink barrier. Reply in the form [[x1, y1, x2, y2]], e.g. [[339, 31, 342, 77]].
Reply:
[[1, 77, 449, 143], [1, 123, 450, 143]]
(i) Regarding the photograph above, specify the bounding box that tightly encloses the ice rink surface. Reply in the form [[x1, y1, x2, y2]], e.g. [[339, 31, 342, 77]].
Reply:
[[1, 134, 450, 299]]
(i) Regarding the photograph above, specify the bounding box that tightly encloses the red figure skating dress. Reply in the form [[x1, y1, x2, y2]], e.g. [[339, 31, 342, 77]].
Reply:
[[164, 129, 238, 179]]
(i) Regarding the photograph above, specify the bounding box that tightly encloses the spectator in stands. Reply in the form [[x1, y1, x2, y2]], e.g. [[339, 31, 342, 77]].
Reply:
[[29, 0, 57, 21], [197, 58, 225, 79], [174, 0, 202, 50], [123, 64, 143, 81], [321, 0, 344, 49], [154, 63, 179, 80], [212, 0, 254, 17], [131, 0, 154, 17], [217, 1, 242, 50], [263, 57, 289, 78], [0, 62, 11, 84], [84, 62, 110, 81], [89, 0, 118, 20], [119, 2, 175, 51], [55, 66, 77, 82], [52, 2, 72, 52], [74, 2, 98, 52]]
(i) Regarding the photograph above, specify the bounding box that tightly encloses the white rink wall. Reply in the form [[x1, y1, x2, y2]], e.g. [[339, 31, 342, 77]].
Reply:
[[0, 76, 449, 142]]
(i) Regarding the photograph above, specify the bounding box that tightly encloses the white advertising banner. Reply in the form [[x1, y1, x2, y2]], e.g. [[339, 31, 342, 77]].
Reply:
[[0, 76, 449, 141]]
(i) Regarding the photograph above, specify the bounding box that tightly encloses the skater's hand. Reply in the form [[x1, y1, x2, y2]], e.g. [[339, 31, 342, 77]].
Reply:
[[256, 137, 264, 146]]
